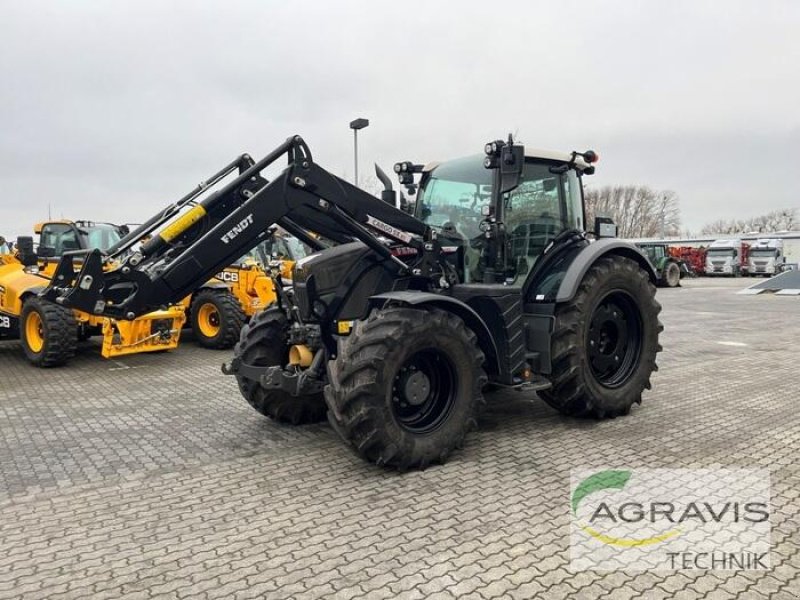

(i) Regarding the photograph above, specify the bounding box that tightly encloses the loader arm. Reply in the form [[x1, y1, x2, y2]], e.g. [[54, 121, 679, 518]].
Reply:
[[43, 136, 441, 319]]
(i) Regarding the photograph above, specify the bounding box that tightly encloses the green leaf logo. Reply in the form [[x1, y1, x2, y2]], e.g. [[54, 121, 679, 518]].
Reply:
[[572, 470, 631, 515]]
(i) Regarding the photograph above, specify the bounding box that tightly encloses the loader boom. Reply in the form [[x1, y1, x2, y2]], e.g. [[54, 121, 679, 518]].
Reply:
[[44, 136, 444, 319]]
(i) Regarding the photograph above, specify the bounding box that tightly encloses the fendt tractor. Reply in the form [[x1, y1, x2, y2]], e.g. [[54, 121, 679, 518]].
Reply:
[[635, 242, 686, 287], [42, 135, 662, 469], [0, 220, 186, 366], [746, 238, 784, 277]]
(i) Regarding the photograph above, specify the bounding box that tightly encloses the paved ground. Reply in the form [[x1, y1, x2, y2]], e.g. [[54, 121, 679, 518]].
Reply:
[[0, 277, 798, 599]]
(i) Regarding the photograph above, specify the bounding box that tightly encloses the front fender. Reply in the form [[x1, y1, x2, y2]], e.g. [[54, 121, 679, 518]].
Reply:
[[368, 291, 500, 377], [555, 239, 657, 302]]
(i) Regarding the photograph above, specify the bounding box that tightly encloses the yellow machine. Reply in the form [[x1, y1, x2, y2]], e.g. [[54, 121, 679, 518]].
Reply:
[[186, 229, 307, 348], [0, 221, 185, 367]]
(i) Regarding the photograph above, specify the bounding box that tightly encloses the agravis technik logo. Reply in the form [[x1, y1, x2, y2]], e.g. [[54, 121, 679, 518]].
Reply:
[[570, 469, 771, 571]]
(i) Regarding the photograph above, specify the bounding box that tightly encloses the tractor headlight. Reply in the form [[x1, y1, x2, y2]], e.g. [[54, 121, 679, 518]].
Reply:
[[484, 143, 494, 156]]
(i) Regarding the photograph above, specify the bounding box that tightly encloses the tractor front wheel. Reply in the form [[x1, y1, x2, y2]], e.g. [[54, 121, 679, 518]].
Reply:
[[325, 307, 486, 470], [20, 297, 77, 367], [234, 307, 327, 424], [540, 255, 662, 419], [190, 289, 246, 349]]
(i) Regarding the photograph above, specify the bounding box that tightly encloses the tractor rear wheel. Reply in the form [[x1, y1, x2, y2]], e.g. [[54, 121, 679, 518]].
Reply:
[[663, 261, 681, 287], [234, 307, 327, 424], [540, 255, 662, 419], [20, 297, 77, 367], [190, 289, 246, 349], [325, 307, 486, 470]]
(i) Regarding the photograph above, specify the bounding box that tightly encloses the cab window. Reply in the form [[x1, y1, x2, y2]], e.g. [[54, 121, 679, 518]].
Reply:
[[504, 161, 583, 284], [39, 224, 80, 256]]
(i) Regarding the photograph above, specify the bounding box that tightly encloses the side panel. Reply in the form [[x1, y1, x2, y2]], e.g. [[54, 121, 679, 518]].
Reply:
[[0, 260, 50, 316]]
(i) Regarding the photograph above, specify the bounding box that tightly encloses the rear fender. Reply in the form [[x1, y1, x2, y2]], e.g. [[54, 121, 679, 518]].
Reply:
[[368, 291, 500, 377], [555, 239, 657, 302]]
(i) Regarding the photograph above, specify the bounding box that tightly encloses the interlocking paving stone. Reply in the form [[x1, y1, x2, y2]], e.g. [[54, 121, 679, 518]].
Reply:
[[0, 278, 798, 599]]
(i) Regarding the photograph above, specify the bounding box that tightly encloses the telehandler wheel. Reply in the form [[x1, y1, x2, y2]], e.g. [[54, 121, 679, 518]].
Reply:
[[190, 289, 246, 349], [663, 261, 681, 288], [20, 297, 77, 367], [539, 255, 662, 419], [234, 307, 327, 424], [325, 307, 486, 470]]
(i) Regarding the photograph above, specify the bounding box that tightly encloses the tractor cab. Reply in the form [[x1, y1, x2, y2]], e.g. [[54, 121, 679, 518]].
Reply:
[[414, 147, 592, 285]]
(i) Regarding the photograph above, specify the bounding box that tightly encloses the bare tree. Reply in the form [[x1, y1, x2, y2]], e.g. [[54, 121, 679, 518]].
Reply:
[[584, 185, 681, 238], [699, 208, 799, 235]]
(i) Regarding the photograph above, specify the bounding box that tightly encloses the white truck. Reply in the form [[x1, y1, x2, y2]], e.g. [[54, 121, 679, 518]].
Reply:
[[747, 238, 784, 276], [705, 238, 747, 276]]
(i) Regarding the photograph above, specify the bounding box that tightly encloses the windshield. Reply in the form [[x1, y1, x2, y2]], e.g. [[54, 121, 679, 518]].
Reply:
[[79, 224, 123, 252], [750, 249, 777, 257], [417, 155, 492, 240], [708, 249, 734, 257]]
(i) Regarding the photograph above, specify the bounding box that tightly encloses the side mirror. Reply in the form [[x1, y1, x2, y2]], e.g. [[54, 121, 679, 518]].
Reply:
[[594, 216, 617, 238], [484, 135, 524, 194], [38, 245, 56, 258]]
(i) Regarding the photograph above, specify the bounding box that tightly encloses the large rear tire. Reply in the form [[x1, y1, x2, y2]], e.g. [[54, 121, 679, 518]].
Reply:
[[20, 297, 77, 367], [190, 289, 246, 349], [539, 255, 662, 419], [663, 261, 681, 288], [234, 307, 327, 424], [325, 307, 486, 470]]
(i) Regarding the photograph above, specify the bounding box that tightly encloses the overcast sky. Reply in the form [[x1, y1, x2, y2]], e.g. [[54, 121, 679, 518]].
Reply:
[[1, 1, 798, 240]]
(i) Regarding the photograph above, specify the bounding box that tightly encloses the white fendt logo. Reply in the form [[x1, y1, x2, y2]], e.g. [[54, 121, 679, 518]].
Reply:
[[221, 213, 254, 244]]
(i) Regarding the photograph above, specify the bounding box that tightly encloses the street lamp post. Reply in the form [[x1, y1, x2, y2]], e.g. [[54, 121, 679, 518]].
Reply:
[[349, 118, 369, 187]]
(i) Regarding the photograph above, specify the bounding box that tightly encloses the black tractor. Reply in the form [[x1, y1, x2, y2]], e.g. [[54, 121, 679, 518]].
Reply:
[[43, 134, 662, 470]]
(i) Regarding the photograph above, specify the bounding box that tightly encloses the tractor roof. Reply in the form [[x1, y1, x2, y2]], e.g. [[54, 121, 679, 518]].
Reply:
[[423, 147, 593, 173]]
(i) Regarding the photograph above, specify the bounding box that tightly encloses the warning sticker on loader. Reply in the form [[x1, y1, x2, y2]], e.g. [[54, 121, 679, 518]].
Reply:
[[366, 215, 413, 244]]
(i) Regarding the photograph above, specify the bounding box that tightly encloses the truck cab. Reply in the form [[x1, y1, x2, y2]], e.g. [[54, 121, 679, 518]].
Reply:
[[706, 238, 745, 276], [747, 238, 784, 276]]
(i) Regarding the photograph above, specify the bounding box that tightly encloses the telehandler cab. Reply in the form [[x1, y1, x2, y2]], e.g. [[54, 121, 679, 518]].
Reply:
[[43, 135, 662, 469]]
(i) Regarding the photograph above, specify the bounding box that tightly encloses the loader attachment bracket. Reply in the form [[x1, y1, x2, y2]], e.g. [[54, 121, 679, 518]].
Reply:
[[44, 249, 109, 314]]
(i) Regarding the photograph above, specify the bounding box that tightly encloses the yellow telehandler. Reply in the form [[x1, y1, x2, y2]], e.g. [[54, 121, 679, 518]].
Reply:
[[0, 220, 185, 366]]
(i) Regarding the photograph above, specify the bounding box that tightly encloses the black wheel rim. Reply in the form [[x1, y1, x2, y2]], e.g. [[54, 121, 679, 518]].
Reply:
[[586, 291, 643, 388], [391, 349, 457, 434]]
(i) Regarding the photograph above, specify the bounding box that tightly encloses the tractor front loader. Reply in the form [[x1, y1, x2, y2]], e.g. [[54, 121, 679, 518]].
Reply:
[[0, 221, 184, 367], [43, 135, 662, 469]]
